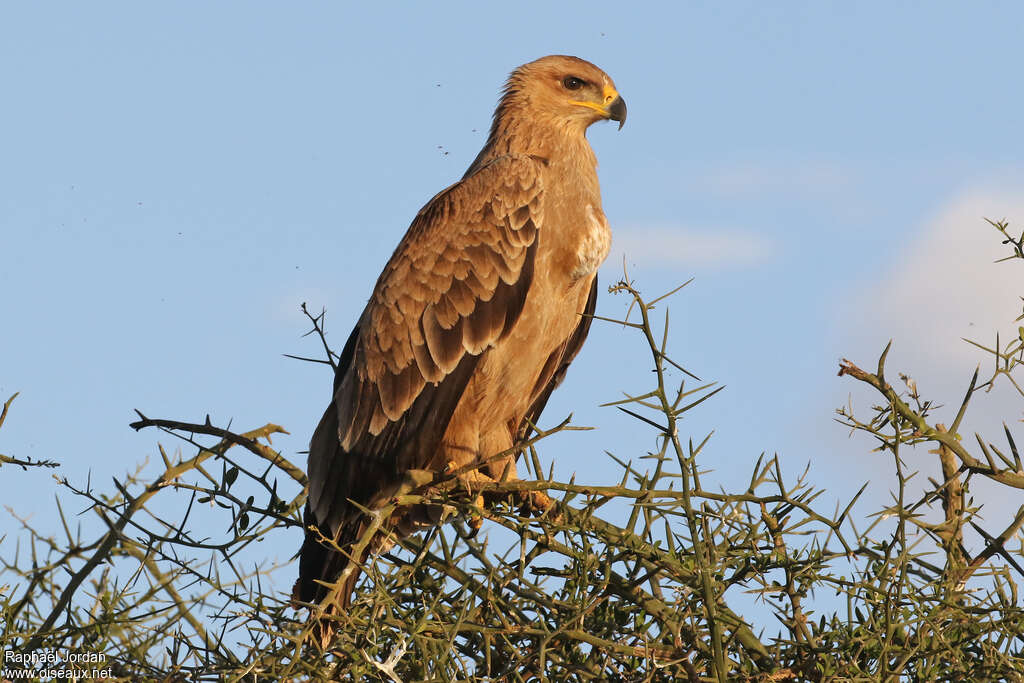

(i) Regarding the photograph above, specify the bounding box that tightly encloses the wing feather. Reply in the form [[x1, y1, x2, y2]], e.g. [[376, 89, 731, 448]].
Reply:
[[307, 154, 545, 538]]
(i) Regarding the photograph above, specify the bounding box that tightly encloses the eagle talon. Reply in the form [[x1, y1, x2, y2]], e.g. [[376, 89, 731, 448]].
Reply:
[[528, 490, 553, 512], [466, 493, 485, 537], [467, 513, 483, 537], [519, 490, 563, 524], [520, 491, 552, 511]]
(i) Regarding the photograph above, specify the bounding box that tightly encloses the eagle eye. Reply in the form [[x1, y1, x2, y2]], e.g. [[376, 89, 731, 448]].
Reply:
[[562, 76, 585, 91]]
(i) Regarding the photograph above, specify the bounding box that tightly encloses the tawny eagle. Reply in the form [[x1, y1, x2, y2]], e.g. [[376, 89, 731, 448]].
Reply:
[[295, 55, 625, 623]]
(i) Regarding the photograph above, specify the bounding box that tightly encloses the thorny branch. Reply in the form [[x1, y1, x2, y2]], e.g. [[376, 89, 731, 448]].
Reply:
[[1, 219, 1022, 680]]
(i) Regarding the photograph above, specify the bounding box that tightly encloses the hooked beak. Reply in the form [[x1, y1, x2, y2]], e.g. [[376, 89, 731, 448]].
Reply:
[[571, 84, 628, 129], [607, 95, 627, 130]]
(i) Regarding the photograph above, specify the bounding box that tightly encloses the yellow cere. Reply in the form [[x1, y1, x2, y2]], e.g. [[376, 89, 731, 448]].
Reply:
[[571, 84, 619, 116]]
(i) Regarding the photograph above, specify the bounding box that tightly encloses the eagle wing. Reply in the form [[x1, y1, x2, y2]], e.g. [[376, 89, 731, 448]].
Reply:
[[306, 154, 546, 539]]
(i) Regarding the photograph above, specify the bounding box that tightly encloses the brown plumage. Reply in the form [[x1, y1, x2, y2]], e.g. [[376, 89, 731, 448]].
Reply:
[[295, 55, 626, 639]]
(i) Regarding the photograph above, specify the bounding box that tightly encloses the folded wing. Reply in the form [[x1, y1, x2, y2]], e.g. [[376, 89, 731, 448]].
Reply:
[[306, 153, 546, 540]]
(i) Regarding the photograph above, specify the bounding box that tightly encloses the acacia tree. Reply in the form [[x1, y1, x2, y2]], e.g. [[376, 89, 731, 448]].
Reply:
[[1, 220, 1022, 681]]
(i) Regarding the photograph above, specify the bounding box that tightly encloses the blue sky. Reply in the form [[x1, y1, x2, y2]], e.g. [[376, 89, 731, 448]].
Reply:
[[2, 2, 1023, 611]]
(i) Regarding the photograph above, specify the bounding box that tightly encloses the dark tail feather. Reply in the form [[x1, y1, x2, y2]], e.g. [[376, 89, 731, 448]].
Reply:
[[293, 507, 366, 647]]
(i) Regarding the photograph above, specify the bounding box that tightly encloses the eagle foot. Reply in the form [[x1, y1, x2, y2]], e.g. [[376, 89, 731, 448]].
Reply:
[[519, 490, 563, 524], [442, 466, 495, 535], [449, 467, 498, 493], [467, 493, 485, 538], [440, 464, 561, 526]]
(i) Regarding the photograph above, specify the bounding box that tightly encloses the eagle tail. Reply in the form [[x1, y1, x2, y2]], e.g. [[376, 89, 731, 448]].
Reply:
[[293, 508, 367, 647]]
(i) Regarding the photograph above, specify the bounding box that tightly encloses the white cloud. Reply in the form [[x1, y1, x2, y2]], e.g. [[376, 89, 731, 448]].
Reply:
[[607, 226, 776, 271], [846, 188, 1024, 371], [827, 187, 1024, 532]]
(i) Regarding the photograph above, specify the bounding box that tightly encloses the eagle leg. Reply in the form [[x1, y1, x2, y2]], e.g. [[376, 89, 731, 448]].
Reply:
[[441, 461, 562, 526], [442, 462, 497, 536]]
